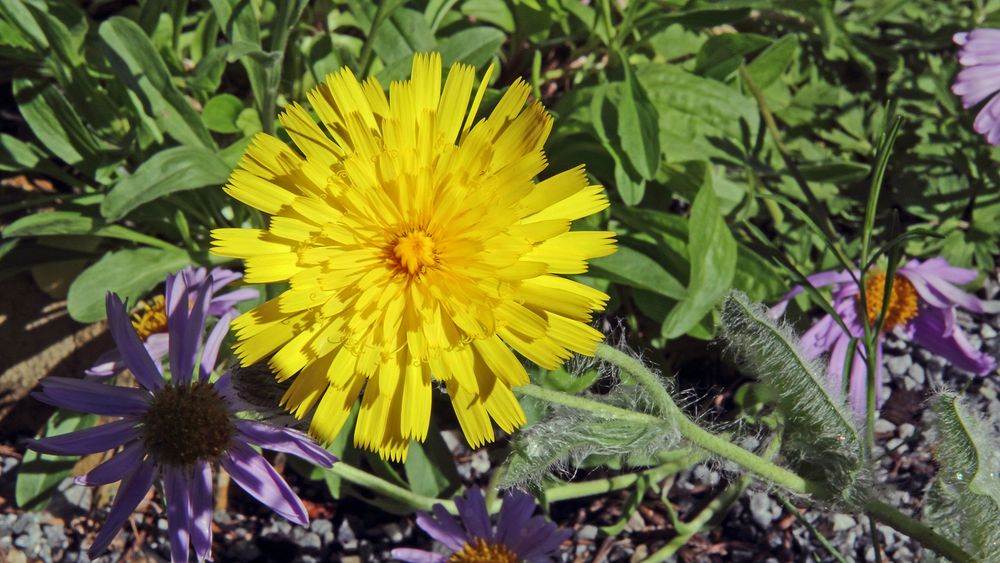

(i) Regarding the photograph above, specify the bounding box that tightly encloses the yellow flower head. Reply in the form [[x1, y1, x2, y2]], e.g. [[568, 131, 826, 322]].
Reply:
[[212, 53, 616, 461]]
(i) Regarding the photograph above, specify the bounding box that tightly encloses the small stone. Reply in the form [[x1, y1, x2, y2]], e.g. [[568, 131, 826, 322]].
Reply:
[[887, 355, 912, 375], [469, 450, 491, 474], [338, 519, 358, 550], [748, 492, 780, 528], [382, 523, 404, 543], [898, 423, 916, 440], [340, 557, 362, 563], [981, 385, 998, 401], [886, 438, 904, 451], [832, 514, 856, 532], [157, 518, 169, 531], [982, 325, 997, 339], [577, 525, 599, 541], [907, 364, 925, 385], [310, 519, 334, 542], [299, 531, 322, 550], [874, 419, 895, 434]]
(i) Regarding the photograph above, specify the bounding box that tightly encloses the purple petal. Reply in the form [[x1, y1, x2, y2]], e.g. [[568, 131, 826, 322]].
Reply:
[[495, 490, 536, 547], [454, 487, 491, 541], [145, 333, 171, 362], [200, 311, 235, 381], [953, 66, 1000, 108], [87, 458, 157, 559], [85, 348, 123, 377], [234, 420, 336, 467], [511, 516, 571, 560], [221, 441, 308, 526], [903, 269, 986, 313], [189, 461, 214, 561], [208, 267, 242, 290], [171, 276, 214, 386], [390, 548, 449, 563], [975, 93, 1000, 145], [415, 506, 467, 551], [769, 269, 856, 318], [76, 442, 146, 486], [799, 313, 838, 360], [207, 288, 259, 317], [106, 293, 164, 391], [847, 340, 873, 417], [163, 466, 192, 563], [30, 419, 139, 456], [34, 377, 149, 416], [912, 307, 997, 375]]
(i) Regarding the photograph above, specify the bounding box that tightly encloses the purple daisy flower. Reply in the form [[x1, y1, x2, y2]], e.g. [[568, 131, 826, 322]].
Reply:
[[772, 257, 997, 414], [952, 28, 1000, 145], [29, 278, 335, 563], [86, 266, 258, 377], [392, 487, 570, 563]]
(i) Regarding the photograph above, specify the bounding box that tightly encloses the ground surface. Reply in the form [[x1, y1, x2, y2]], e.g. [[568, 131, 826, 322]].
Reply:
[[1, 271, 998, 562]]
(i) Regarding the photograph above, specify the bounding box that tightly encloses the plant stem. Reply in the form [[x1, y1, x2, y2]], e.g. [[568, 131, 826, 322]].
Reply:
[[544, 452, 703, 504], [516, 381, 820, 496], [357, 1, 399, 78], [327, 462, 457, 513], [864, 498, 971, 562]]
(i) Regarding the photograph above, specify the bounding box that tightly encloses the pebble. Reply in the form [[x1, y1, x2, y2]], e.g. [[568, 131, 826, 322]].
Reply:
[[898, 423, 916, 440], [310, 518, 335, 543], [748, 491, 780, 528], [693, 464, 721, 486], [874, 418, 895, 434], [887, 354, 912, 375], [578, 524, 599, 541], [338, 519, 358, 550], [832, 514, 856, 532], [983, 324, 997, 339]]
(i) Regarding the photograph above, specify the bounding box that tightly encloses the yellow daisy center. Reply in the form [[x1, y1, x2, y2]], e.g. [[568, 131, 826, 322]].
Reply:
[[211, 53, 616, 461], [861, 271, 919, 331], [390, 229, 438, 276], [131, 294, 167, 341], [449, 538, 520, 563]]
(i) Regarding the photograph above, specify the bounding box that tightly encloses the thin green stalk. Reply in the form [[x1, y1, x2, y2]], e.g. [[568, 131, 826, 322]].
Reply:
[[864, 499, 971, 562], [778, 495, 848, 563], [599, 0, 615, 44], [357, 1, 401, 78], [646, 473, 751, 562], [544, 453, 703, 504], [328, 462, 457, 513]]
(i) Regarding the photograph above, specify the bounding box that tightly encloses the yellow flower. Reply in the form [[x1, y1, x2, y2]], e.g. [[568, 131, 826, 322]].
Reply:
[[211, 53, 616, 461]]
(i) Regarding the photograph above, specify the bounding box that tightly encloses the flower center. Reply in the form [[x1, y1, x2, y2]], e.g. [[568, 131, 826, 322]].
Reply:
[[140, 382, 234, 467], [389, 230, 438, 276], [860, 271, 919, 331], [448, 538, 520, 563], [131, 295, 168, 341]]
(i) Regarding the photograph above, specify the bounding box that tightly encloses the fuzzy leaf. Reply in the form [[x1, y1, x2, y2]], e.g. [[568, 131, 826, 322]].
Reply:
[[720, 292, 863, 505], [924, 392, 1000, 562]]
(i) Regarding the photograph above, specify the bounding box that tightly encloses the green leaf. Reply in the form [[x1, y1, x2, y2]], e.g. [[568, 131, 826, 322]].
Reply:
[[16, 410, 97, 511], [746, 34, 798, 90], [13, 78, 102, 169], [636, 64, 758, 162], [98, 17, 214, 149], [202, 94, 245, 134], [926, 392, 1000, 561], [403, 424, 461, 499], [694, 33, 772, 80], [4, 211, 94, 237], [619, 56, 661, 180], [661, 179, 737, 338], [589, 245, 686, 299], [67, 246, 194, 322], [798, 161, 871, 184], [101, 146, 231, 221], [720, 292, 863, 507], [322, 402, 360, 498], [460, 0, 514, 32], [0, 132, 45, 171], [438, 27, 504, 68]]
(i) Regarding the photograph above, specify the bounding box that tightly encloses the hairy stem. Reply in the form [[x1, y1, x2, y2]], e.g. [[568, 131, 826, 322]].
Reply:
[[864, 498, 971, 562], [544, 451, 703, 504]]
